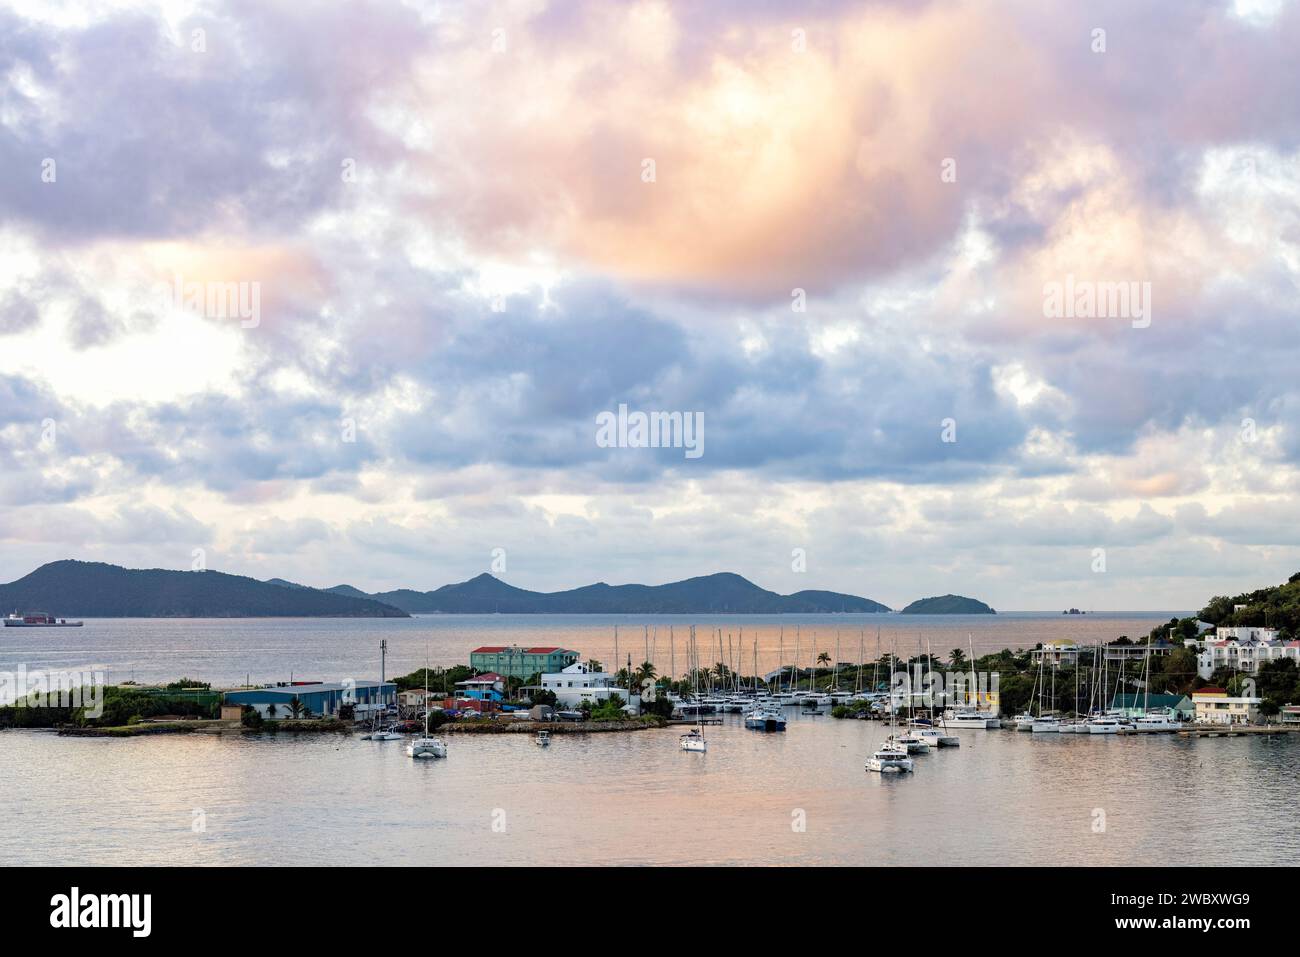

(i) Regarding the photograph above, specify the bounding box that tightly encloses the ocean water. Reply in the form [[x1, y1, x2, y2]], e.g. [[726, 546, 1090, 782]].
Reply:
[[2, 716, 1295, 866], [0, 611, 1186, 689]]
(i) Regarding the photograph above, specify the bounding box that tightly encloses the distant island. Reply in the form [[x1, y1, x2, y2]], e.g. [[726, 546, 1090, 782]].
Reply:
[[899, 594, 996, 615], [0, 561, 409, 618], [326, 571, 892, 615], [0, 563, 892, 617], [1064, 608, 1086, 615]]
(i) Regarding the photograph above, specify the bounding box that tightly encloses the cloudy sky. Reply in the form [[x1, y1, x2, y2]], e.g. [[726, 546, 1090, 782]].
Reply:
[[1, 0, 1298, 609]]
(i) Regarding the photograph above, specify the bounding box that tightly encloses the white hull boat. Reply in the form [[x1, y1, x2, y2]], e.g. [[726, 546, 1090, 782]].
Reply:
[[1134, 712, 1180, 731], [744, 708, 787, 732], [407, 736, 447, 758], [867, 744, 914, 773], [918, 727, 959, 748], [895, 733, 931, 754], [680, 729, 707, 752], [943, 710, 990, 730]]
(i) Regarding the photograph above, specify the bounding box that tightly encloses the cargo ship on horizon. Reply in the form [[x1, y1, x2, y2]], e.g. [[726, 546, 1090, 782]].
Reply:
[[4, 611, 83, 627]]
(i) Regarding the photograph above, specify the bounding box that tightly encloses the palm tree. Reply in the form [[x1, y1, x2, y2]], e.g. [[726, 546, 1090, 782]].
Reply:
[[815, 651, 832, 689], [288, 695, 305, 719], [635, 660, 657, 688], [265, 702, 277, 719], [949, 648, 968, 669]]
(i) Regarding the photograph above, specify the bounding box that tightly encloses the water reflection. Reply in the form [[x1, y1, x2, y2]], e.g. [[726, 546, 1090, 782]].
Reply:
[[3, 717, 1295, 866]]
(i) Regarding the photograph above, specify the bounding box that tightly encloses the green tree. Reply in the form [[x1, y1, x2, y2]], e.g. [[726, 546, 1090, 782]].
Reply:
[[288, 695, 306, 719], [949, 648, 968, 669]]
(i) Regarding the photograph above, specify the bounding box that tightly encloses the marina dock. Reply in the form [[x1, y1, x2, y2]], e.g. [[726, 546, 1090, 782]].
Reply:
[[1177, 725, 1300, 737]]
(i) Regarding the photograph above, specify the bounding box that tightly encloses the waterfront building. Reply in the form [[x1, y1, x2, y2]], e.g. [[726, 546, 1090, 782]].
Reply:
[[223, 680, 396, 719], [1281, 704, 1300, 726], [470, 645, 579, 679], [398, 688, 438, 709], [539, 661, 638, 712], [1191, 687, 1261, 726], [455, 673, 506, 701]]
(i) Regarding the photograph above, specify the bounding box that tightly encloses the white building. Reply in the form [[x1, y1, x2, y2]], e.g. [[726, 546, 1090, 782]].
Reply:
[[1213, 626, 1280, 643], [1192, 688, 1261, 726], [1030, 640, 1081, 668], [1193, 636, 1300, 679], [539, 662, 639, 712]]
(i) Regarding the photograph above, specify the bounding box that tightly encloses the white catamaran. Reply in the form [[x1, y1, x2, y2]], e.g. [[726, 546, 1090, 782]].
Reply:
[[407, 653, 447, 759]]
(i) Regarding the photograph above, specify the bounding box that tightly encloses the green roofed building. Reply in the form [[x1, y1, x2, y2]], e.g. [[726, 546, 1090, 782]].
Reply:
[[470, 645, 579, 680], [1109, 693, 1193, 719]]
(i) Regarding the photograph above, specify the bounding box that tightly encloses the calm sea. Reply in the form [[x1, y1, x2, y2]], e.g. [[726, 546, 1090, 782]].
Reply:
[[2, 716, 1296, 866]]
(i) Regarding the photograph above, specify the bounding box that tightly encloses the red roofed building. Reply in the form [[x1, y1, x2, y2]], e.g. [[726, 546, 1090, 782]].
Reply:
[[469, 645, 579, 679], [1192, 686, 1261, 725], [455, 672, 507, 701]]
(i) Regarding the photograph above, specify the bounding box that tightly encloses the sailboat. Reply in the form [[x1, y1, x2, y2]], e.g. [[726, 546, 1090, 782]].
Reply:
[[407, 653, 447, 759], [681, 626, 707, 752], [892, 638, 930, 753], [1134, 633, 1180, 730], [867, 654, 914, 773], [745, 639, 786, 730], [1031, 661, 1061, 733]]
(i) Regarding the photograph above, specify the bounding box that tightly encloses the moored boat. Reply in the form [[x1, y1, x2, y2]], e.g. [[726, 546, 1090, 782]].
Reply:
[[918, 727, 959, 747], [744, 706, 787, 732], [942, 708, 990, 729], [406, 650, 448, 758], [866, 741, 914, 773]]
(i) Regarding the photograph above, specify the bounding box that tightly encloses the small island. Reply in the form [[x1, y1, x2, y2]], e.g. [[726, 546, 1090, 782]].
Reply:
[[900, 594, 996, 615]]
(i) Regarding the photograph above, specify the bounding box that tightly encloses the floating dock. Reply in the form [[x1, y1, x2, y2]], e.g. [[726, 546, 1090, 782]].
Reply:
[[1178, 725, 1300, 737]]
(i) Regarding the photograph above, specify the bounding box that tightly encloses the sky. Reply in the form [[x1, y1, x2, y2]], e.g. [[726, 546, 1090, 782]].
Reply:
[[1, 0, 1299, 610]]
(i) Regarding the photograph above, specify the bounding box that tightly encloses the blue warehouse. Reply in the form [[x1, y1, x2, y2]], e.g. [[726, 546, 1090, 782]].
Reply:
[[224, 680, 395, 719]]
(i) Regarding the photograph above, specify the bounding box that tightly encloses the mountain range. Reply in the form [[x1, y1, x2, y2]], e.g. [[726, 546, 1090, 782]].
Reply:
[[323, 571, 892, 615], [0, 561, 408, 618], [0, 562, 899, 616]]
